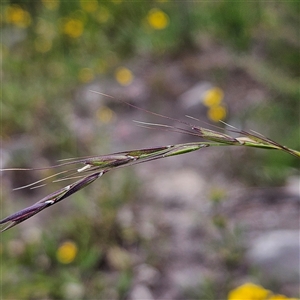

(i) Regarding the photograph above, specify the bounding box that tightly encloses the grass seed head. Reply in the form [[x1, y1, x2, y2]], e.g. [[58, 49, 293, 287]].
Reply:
[[195, 127, 238, 144]]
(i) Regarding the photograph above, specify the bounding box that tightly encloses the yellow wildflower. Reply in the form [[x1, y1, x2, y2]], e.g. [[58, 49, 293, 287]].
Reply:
[[42, 0, 59, 10], [203, 87, 224, 107], [228, 283, 271, 300], [5, 5, 31, 28], [80, 0, 98, 13], [207, 105, 227, 122], [115, 67, 133, 86], [56, 241, 78, 264], [97, 106, 115, 123], [147, 8, 169, 30], [78, 68, 94, 83], [62, 18, 84, 38]]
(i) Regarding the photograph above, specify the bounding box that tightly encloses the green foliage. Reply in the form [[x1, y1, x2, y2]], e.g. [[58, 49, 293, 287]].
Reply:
[[2, 1, 298, 161], [2, 1, 299, 298]]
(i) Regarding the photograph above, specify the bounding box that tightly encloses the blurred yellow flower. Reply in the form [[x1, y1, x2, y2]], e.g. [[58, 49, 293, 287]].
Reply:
[[42, 0, 59, 10], [34, 36, 52, 53], [203, 87, 224, 107], [62, 18, 84, 38], [78, 68, 94, 83], [228, 283, 271, 300], [97, 106, 115, 123], [56, 241, 78, 264], [147, 8, 169, 30], [80, 0, 98, 12], [228, 283, 299, 300], [115, 67, 133, 86], [5, 5, 31, 28], [207, 105, 227, 122]]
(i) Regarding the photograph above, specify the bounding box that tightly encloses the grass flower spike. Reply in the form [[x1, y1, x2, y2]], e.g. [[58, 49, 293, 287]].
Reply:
[[1, 98, 299, 232]]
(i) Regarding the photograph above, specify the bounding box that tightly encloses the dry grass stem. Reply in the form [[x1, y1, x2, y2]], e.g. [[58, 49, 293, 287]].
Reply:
[[1, 102, 299, 232]]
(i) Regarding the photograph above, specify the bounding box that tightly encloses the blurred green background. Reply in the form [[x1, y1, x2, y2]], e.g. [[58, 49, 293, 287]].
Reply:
[[1, 1, 299, 299]]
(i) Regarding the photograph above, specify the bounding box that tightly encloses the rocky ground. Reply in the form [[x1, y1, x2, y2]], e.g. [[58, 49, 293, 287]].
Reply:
[[2, 43, 299, 299], [81, 45, 299, 299]]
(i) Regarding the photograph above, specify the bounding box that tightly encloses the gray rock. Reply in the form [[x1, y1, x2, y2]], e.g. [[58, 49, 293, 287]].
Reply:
[[247, 230, 300, 283], [168, 265, 205, 290], [135, 264, 160, 286], [129, 284, 154, 300], [285, 176, 300, 200], [147, 169, 206, 208]]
